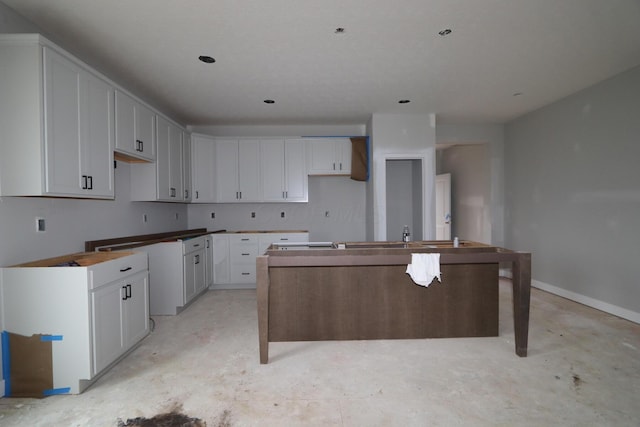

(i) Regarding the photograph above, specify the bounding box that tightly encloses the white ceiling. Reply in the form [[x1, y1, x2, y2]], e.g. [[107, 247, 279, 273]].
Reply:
[[3, 0, 640, 127]]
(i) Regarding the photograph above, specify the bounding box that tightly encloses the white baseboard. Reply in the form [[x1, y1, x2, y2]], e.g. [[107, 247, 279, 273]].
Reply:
[[532, 279, 640, 324], [499, 269, 639, 323]]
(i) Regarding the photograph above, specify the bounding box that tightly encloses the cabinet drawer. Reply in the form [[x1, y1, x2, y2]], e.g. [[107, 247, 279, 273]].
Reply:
[[90, 252, 147, 290], [231, 265, 256, 283], [230, 245, 259, 260], [183, 236, 206, 254], [229, 234, 259, 246]]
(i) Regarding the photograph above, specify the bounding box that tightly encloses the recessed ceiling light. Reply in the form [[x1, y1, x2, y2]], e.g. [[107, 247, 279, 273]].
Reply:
[[198, 55, 216, 63], [335, 27, 346, 34], [263, 99, 275, 104], [438, 29, 452, 36], [398, 99, 411, 104]]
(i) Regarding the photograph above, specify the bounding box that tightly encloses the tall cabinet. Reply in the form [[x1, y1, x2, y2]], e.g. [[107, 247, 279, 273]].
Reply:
[[0, 34, 114, 198]]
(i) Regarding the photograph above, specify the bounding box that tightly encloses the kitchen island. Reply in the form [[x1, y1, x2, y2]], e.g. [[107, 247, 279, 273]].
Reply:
[[256, 240, 531, 363]]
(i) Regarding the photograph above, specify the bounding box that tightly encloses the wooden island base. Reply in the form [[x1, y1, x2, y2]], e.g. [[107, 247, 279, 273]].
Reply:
[[257, 241, 531, 363]]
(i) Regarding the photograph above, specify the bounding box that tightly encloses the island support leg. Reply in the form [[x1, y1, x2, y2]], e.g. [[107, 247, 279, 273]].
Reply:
[[512, 252, 532, 357], [256, 256, 270, 364]]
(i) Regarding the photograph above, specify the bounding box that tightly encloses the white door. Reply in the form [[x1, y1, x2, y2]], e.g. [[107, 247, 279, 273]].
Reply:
[[436, 173, 451, 240]]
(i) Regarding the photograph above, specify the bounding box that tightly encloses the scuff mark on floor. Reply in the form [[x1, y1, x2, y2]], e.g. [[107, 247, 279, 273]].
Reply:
[[117, 411, 206, 426]]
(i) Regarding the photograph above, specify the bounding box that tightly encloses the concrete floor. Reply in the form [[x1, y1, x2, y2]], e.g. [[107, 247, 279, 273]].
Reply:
[[0, 279, 639, 426]]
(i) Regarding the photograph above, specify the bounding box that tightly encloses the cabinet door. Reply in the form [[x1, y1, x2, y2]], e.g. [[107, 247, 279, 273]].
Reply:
[[335, 138, 352, 174], [43, 47, 83, 196], [238, 140, 261, 201], [115, 91, 155, 161], [191, 134, 216, 202], [261, 139, 285, 201], [212, 235, 231, 285], [114, 91, 135, 156], [122, 271, 149, 349], [184, 249, 205, 303], [135, 103, 156, 160], [168, 123, 184, 200], [81, 70, 114, 198], [182, 132, 192, 201], [205, 235, 213, 287], [306, 139, 336, 174], [156, 117, 183, 201], [284, 139, 308, 201], [92, 281, 125, 375], [215, 139, 240, 202]]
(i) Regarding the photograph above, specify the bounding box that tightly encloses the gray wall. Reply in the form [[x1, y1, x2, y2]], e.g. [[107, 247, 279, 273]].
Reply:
[[437, 144, 491, 243], [369, 113, 437, 240], [436, 123, 505, 246], [187, 176, 367, 242], [505, 65, 640, 321]]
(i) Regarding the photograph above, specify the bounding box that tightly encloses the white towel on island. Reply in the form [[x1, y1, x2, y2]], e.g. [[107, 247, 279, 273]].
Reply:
[[406, 253, 441, 287]]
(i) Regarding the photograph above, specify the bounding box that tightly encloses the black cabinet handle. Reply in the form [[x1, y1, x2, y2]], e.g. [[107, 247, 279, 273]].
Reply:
[[170, 187, 176, 197], [195, 190, 199, 199], [88, 175, 93, 190], [126, 284, 132, 299], [193, 244, 200, 247], [122, 285, 128, 300], [195, 254, 200, 264], [185, 189, 189, 198], [120, 266, 132, 272], [136, 139, 144, 152], [241, 253, 250, 256], [241, 272, 250, 276]]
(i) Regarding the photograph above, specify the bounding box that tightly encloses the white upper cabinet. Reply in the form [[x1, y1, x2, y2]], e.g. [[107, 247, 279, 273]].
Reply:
[[131, 115, 186, 202], [0, 35, 114, 199], [215, 139, 261, 202], [114, 90, 156, 161], [156, 116, 184, 201], [182, 132, 192, 202], [262, 139, 308, 202], [307, 138, 352, 175], [191, 133, 217, 203]]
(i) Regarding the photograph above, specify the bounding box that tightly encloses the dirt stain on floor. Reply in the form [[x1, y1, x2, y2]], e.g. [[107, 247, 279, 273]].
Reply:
[[118, 411, 206, 427]]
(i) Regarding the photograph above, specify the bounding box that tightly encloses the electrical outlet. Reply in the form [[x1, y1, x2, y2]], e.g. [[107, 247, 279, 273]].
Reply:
[[211, 212, 215, 219], [175, 213, 179, 220], [280, 211, 285, 218], [143, 214, 148, 223], [251, 212, 256, 218], [325, 211, 330, 217], [36, 217, 46, 232]]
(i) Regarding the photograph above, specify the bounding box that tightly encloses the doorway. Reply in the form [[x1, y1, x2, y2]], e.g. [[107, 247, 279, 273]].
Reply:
[[385, 159, 423, 241]]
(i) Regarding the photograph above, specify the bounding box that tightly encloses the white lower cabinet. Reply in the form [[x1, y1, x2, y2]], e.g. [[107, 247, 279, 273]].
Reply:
[[211, 234, 231, 285], [143, 235, 208, 315], [92, 270, 148, 375], [229, 234, 260, 284], [0, 251, 149, 394], [211, 232, 308, 288]]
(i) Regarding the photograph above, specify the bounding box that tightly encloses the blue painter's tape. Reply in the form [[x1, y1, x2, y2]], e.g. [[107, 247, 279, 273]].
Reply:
[[1, 331, 11, 396], [40, 335, 63, 342], [43, 387, 71, 396]]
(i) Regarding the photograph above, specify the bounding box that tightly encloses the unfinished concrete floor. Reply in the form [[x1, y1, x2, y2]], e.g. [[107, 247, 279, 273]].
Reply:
[[1, 279, 639, 426]]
